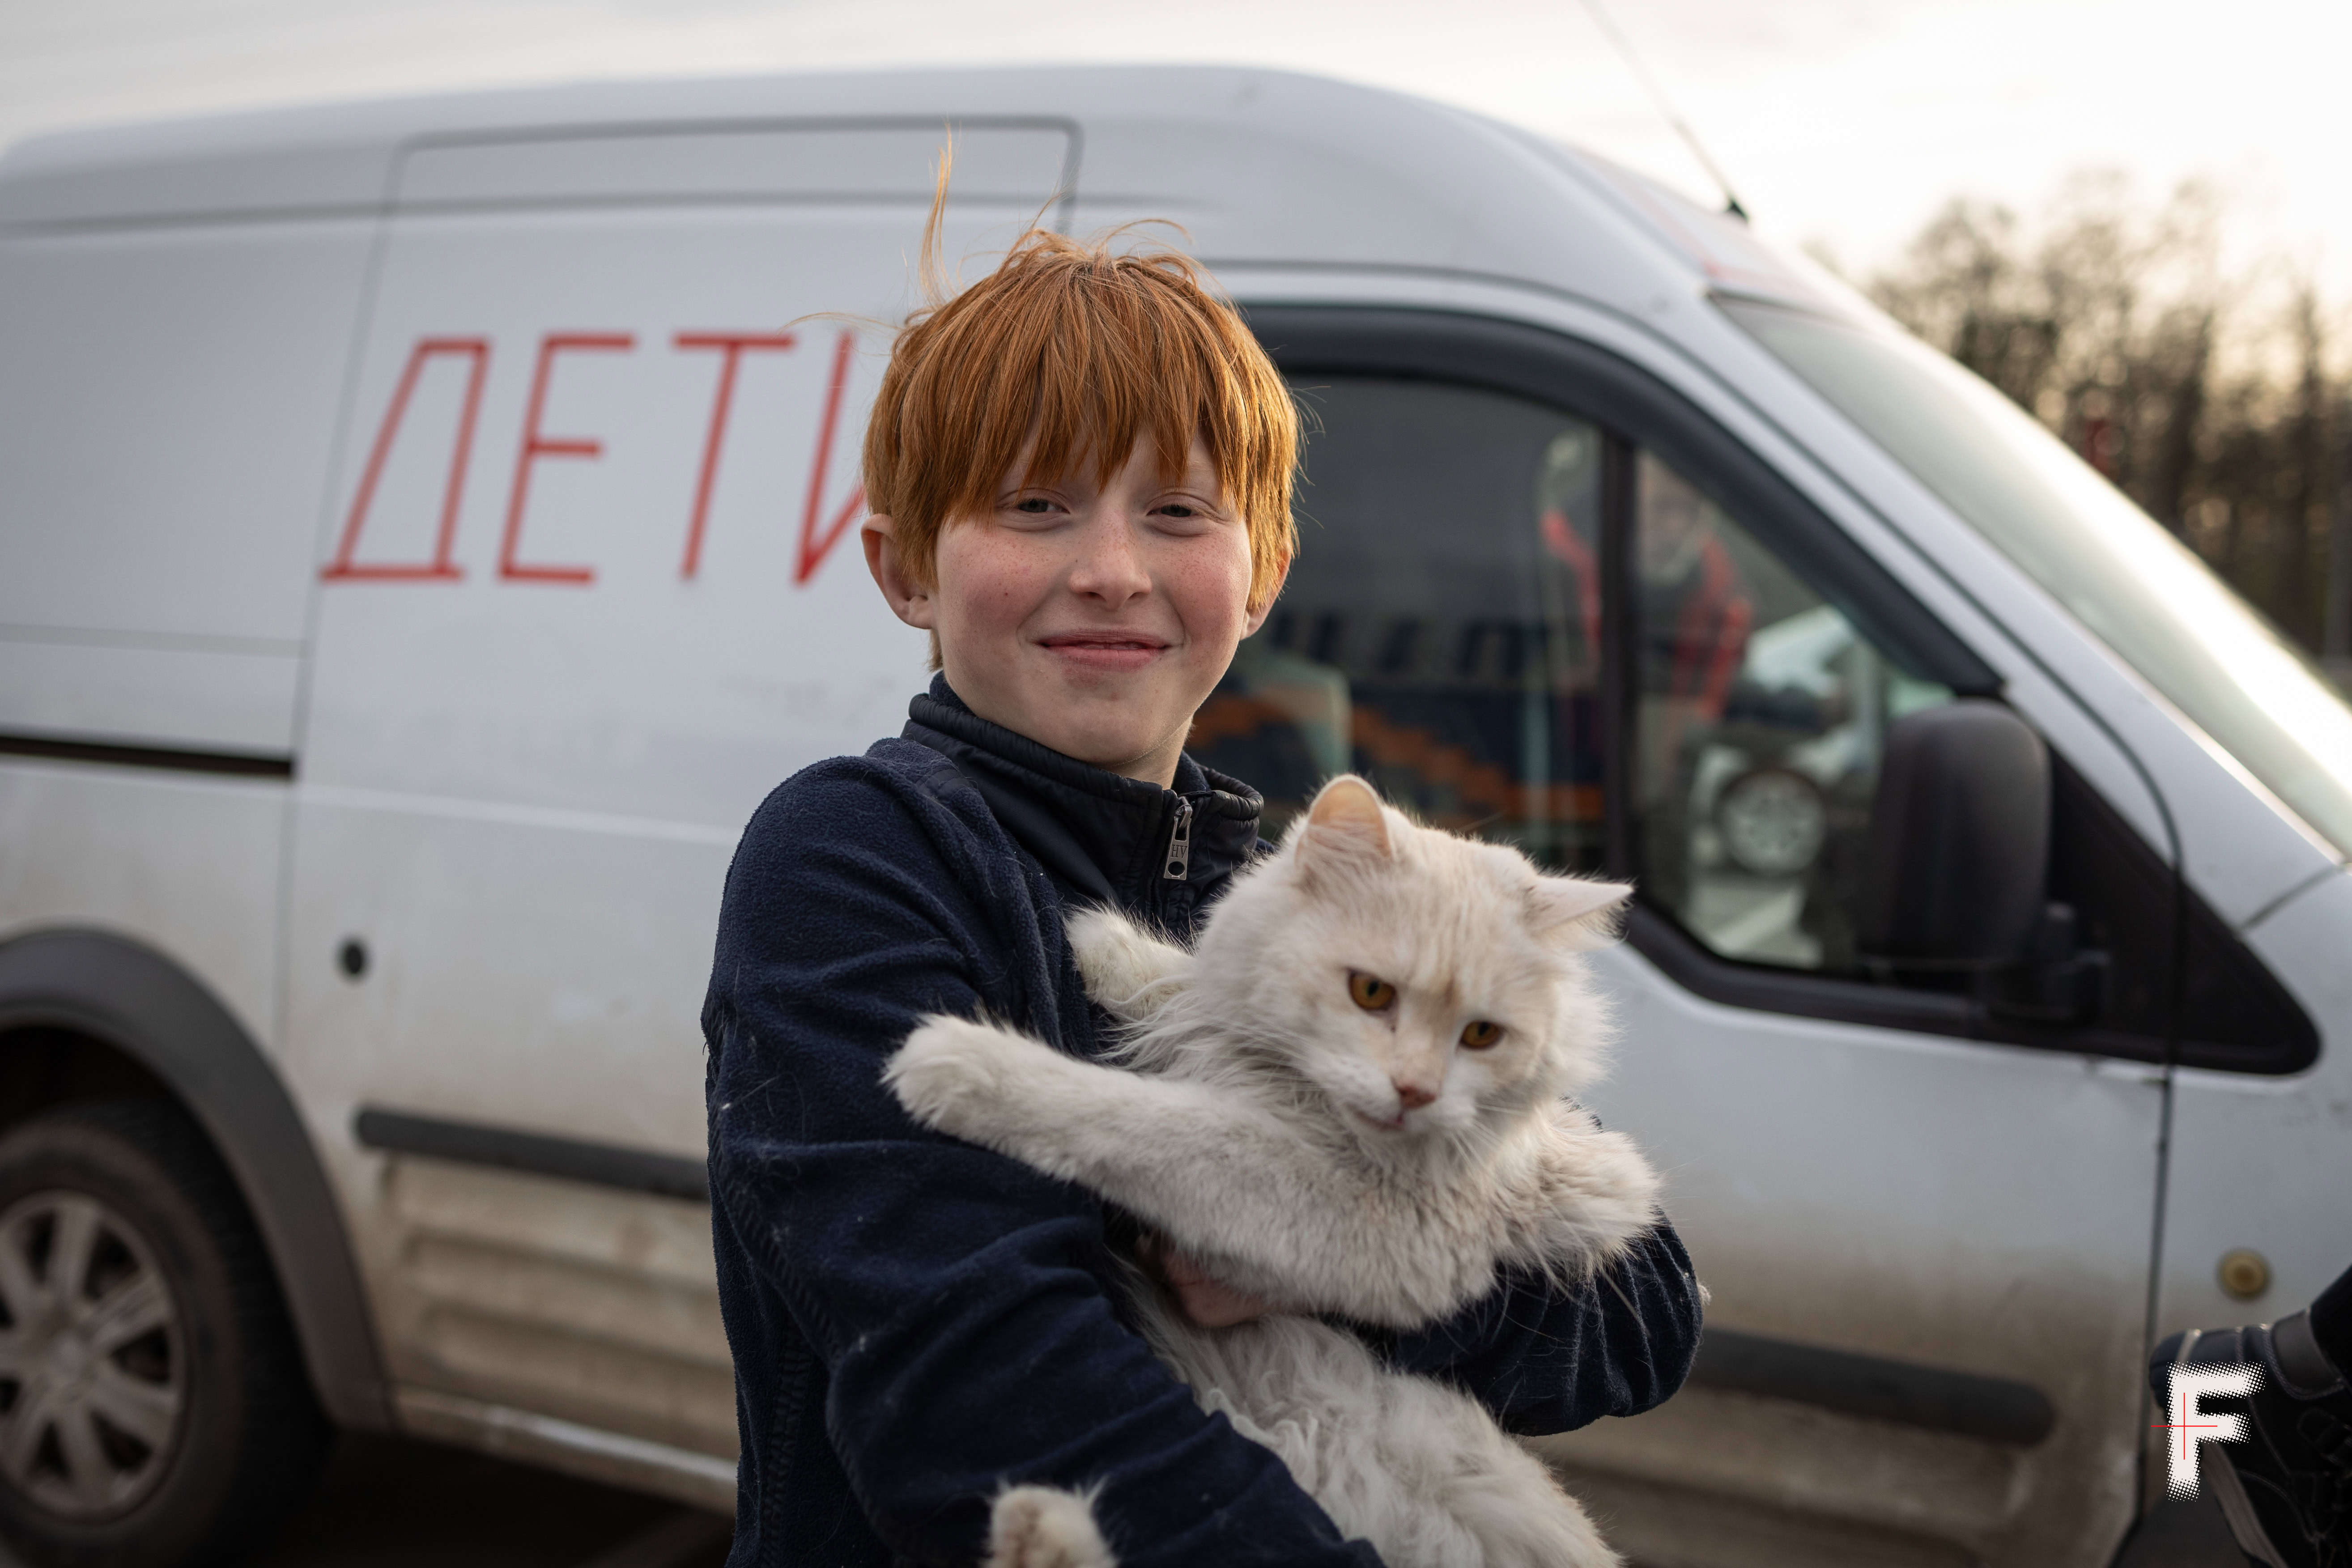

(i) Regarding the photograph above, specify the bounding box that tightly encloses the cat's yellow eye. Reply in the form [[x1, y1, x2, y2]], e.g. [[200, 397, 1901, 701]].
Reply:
[[1349, 973, 1397, 1012], [1459, 1020, 1504, 1050]]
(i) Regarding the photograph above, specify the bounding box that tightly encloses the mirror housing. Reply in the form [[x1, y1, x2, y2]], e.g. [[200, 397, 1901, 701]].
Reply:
[[1858, 701, 2050, 969]]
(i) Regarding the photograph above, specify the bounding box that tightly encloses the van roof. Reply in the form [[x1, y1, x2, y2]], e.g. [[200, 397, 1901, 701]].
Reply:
[[0, 65, 1835, 321]]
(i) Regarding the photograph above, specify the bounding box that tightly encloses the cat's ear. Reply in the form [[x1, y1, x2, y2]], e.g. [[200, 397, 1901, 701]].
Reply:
[[1299, 775, 1392, 870], [1528, 876, 1632, 951]]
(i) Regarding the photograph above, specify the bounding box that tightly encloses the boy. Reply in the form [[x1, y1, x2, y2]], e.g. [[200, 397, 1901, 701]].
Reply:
[[702, 223, 1703, 1567]]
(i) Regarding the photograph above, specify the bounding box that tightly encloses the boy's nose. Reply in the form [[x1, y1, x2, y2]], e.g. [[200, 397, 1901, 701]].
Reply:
[[1067, 517, 1152, 603]]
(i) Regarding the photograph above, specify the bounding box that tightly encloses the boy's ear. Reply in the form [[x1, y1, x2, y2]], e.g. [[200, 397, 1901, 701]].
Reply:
[[1242, 553, 1293, 638], [863, 514, 936, 630]]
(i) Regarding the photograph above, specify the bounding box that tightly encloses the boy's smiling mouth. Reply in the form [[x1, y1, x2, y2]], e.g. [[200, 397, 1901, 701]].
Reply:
[[1036, 630, 1172, 674]]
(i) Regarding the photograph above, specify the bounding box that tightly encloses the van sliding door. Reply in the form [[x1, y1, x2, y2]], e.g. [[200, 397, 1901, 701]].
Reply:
[[285, 120, 1073, 1499]]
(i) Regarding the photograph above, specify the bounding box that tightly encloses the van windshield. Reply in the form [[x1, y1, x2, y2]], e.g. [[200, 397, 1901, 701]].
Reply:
[[1721, 296, 2352, 861]]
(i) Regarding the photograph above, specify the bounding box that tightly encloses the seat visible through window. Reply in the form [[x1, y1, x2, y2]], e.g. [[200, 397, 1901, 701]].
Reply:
[[1190, 378, 1608, 874]]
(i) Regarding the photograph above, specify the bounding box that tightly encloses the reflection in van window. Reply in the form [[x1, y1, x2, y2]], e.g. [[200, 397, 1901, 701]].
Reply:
[[1189, 379, 1606, 872], [1189, 376, 1960, 977], [1723, 296, 2352, 859], [1630, 453, 1952, 972]]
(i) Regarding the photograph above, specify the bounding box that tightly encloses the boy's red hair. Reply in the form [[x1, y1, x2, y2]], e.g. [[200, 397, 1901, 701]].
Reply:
[[862, 211, 1299, 613]]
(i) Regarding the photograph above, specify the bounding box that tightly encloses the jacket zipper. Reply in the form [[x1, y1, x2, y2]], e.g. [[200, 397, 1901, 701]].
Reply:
[[1162, 798, 1194, 881]]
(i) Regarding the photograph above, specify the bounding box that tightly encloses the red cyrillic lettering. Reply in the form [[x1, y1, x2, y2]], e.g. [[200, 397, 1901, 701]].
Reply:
[[673, 331, 797, 579], [323, 337, 489, 581], [501, 332, 635, 585], [795, 329, 867, 586]]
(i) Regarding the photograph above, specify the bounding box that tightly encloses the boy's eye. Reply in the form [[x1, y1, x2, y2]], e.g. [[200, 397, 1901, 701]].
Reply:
[[1348, 973, 1396, 1011], [1459, 1020, 1504, 1050], [1011, 497, 1055, 514], [1153, 496, 1226, 527]]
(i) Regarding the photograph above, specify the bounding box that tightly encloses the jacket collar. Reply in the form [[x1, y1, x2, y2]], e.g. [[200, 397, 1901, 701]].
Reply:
[[903, 675, 1263, 925]]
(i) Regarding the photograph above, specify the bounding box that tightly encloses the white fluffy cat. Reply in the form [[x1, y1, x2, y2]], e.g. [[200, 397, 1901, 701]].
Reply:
[[885, 775, 1662, 1568]]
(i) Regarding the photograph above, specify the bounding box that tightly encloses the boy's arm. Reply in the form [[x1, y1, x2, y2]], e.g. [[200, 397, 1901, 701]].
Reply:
[[1367, 1221, 1705, 1436], [705, 765, 1381, 1568]]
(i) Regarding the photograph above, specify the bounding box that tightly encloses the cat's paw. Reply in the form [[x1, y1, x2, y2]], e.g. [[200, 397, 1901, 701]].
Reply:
[[1067, 909, 1189, 1013], [987, 1485, 1117, 1568], [883, 1016, 1049, 1137], [1535, 1107, 1664, 1264]]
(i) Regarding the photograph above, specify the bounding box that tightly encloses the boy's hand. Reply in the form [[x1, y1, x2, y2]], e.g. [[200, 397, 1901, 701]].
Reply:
[[1135, 1231, 1296, 1328]]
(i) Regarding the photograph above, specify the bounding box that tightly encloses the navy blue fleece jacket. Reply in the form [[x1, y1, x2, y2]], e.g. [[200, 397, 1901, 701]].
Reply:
[[703, 680, 1703, 1567]]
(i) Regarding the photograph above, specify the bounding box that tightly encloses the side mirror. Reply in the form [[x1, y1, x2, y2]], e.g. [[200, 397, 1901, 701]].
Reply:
[[1858, 701, 2050, 969]]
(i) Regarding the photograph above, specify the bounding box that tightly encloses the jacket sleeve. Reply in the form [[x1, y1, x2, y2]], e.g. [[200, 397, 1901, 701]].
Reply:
[[704, 765, 1382, 1568], [1366, 1220, 1704, 1437]]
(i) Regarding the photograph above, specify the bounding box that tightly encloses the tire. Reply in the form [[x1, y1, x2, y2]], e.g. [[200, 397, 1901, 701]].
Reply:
[[0, 1101, 327, 1568]]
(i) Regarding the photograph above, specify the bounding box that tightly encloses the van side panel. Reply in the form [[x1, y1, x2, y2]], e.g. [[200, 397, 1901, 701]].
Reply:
[[0, 135, 391, 228], [0, 219, 371, 754], [2156, 869, 2352, 1406], [0, 207, 379, 1420], [0, 765, 284, 1040]]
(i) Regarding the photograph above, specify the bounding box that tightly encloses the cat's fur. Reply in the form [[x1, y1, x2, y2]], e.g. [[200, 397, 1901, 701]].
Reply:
[[885, 776, 1663, 1568]]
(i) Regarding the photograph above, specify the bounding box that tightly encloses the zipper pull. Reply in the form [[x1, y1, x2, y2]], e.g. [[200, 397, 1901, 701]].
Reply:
[[1163, 798, 1194, 881]]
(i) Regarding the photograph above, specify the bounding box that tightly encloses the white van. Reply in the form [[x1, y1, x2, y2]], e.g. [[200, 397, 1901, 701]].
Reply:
[[2, 64, 2346, 1568]]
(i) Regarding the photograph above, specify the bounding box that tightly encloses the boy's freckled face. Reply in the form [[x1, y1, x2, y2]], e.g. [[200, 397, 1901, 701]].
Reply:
[[906, 431, 1268, 786]]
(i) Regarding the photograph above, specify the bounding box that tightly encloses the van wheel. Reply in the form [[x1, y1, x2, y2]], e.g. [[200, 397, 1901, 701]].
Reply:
[[0, 1102, 327, 1568]]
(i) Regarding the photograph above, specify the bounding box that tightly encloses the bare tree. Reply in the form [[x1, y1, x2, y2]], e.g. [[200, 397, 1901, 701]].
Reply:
[[1863, 174, 2346, 667]]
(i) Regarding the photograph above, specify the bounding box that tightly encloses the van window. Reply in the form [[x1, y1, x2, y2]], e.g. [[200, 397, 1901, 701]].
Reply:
[[1630, 450, 1952, 972], [1191, 378, 1606, 872], [1188, 375, 1956, 977], [1225, 320, 2314, 1071], [1722, 296, 2352, 860]]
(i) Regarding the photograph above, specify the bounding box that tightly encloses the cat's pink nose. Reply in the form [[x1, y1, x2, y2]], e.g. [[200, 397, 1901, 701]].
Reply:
[[1393, 1079, 1436, 1111]]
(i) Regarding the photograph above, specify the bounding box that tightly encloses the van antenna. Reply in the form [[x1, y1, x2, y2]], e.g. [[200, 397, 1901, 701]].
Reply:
[[1574, 0, 1750, 221]]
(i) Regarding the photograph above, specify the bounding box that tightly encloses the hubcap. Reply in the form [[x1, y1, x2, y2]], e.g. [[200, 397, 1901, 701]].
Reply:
[[0, 1191, 185, 1519]]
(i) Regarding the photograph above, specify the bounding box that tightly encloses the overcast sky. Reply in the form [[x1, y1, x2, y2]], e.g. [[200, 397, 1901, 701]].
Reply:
[[3, 0, 2346, 297]]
